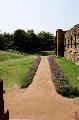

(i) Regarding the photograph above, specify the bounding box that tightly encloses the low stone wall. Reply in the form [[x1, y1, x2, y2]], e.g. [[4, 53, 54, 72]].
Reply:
[[0, 79, 9, 120]]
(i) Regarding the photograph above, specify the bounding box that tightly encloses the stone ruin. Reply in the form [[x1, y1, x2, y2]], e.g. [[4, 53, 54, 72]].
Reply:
[[56, 24, 79, 65], [0, 79, 9, 120]]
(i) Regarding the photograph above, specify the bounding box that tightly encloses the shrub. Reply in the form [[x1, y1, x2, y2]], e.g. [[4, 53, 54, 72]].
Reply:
[[58, 86, 79, 98], [21, 56, 41, 88], [48, 56, 79, 98]]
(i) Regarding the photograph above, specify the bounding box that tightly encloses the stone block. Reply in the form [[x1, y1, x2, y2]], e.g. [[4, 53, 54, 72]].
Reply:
[[75, 53, 79, 65]]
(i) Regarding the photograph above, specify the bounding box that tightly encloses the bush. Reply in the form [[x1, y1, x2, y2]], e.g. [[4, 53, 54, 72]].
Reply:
[[58, 86, 79, 98], [48, 56, 79, 98], [21, 56, 41, 88]]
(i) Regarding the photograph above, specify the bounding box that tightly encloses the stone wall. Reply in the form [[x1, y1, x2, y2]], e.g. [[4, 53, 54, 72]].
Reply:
[[0, 79, 9, 120], [64, 24, 79, 65], [56, 24, 79, 65]]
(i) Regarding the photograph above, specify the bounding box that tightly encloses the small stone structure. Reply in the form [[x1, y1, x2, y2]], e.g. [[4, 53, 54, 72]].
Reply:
[[0, 79, 9, 120], [56, 29, 65, 57], [56, 24, 79, 65]]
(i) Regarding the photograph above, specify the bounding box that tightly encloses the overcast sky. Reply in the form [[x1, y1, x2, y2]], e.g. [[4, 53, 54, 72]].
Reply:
[[0, 0, 79, 34]]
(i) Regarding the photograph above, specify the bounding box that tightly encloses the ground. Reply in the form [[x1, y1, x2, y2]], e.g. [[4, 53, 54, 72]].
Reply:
[[4, 56, 79, 120]]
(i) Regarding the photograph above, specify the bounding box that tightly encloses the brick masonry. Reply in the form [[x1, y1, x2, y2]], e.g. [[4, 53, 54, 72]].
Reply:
[[56, 24, 79, 65]]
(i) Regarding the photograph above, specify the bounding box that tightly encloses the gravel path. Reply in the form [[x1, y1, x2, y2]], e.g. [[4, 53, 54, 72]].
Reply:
[[4, 56, 78, 120]]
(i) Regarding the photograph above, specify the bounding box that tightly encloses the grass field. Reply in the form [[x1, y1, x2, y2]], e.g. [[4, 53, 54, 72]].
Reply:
[[55, 57, 79, 87], [0, 50, 25, 62], [0, 50, 36, 89]]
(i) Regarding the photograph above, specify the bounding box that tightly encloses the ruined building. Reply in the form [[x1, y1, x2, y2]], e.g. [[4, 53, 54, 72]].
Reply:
[[56, 24, 79, 65], [0, 79, 9, 120]]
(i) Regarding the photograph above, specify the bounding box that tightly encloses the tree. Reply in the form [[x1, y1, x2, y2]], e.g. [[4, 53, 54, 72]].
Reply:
[[2, 33, 13, 49], [26, 29, 39, 51], [0, 34, 5, 50], [13, 29, 28, 51], [0, 29, 55, 52], [37, 31, 54, 50]]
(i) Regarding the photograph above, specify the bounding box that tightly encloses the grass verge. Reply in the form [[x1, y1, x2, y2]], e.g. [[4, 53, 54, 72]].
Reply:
[[48, 56, 79, 98], [55, 57, 79, 87]]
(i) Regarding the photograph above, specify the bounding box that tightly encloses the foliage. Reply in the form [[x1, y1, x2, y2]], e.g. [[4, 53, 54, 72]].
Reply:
[[13, 29, 28, 51], [26, 29, 39, 51], [0, 34, 5, 50], [48, 56, 79, 98], [21, 56, 41, 88], [58, 86, 79, 98], [38, 31, 54, 51], [0, 29, 55, 52], [0, 33, 13, 50]]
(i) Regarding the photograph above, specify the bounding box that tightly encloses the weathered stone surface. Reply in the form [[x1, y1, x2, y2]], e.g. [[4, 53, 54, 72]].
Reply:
[[56, 24, 79, 65], [56, 29, 64, 57], [75, 53, 79, 65], [64, 25, 79, 65]]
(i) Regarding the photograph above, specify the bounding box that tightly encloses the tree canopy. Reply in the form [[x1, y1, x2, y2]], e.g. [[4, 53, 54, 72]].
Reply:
[[0, 29, 55, 52]]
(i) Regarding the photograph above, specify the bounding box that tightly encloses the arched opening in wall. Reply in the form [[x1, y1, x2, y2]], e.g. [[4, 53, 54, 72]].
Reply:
[[75, 34, 76, 48], [71, 36, 72, 48]]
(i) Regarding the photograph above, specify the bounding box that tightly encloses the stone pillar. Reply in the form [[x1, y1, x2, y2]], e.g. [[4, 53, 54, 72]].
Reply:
[[3, 110, 9, 120], [0, 79, 4, 119], [0, 79, 9, 120], [56, 29, 64, 57]]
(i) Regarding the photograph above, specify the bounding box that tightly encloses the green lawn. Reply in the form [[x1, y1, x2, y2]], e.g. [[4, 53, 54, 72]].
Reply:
[[55, 57, 79, 87], [0, 50, 25, 62], [0, 51, 36, 89]]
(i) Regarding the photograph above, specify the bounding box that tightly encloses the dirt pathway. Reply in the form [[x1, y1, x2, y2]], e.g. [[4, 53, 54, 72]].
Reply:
[[4, 56, 79, 120]]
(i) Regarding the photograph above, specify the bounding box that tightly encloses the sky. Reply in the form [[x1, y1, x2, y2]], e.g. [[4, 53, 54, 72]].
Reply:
[[0, 0, 79, 34]]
